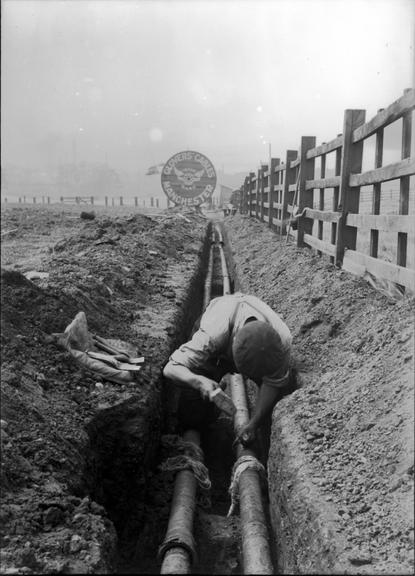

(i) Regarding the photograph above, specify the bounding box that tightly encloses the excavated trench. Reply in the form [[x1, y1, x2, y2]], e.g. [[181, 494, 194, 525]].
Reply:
[[84, 221, 276, 574]]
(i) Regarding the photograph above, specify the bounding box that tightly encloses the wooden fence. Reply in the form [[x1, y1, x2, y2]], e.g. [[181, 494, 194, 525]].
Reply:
[[239, 88, 415, 292]]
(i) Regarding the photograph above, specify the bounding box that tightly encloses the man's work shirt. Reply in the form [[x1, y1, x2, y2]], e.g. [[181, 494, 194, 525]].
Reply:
[[169, 293, 292, 380]]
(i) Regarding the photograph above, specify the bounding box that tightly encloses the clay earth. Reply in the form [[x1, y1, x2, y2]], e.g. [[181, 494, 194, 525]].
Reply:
[[0, 204, 413, 574]]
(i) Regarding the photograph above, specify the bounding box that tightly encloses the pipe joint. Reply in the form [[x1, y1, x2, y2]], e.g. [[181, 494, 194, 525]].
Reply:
[[158, 528, 198, 565]]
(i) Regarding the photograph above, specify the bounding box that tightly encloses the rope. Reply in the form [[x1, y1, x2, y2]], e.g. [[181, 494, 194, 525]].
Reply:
[[159, 434, 211, 491], [160, 456, 211, 490], [227, 455, 266, 517]]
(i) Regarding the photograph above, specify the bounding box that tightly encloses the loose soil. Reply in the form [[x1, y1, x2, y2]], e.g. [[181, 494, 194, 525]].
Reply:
[[1, 205, 414, 575], [224, 214, 414, 575], [1, 204, 208, 574]]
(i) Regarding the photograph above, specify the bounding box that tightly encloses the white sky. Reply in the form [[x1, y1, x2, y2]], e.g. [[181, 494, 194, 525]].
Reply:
[[2, 0, 414, 174]]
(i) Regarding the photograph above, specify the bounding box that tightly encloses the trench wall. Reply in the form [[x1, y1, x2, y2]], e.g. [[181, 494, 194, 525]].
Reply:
[[85, 221, 212, 545]]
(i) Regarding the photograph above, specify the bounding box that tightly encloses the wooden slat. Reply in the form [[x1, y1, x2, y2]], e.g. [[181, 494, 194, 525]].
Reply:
[[346, 213, 415, 233], [304, 234, 336, 256], [275, 163, 286, 173], [352, 89, 415, 143], [272, 216, 282, 225], [274, 184, 284, 192], [263, 202, 270, 209], [349, 158, 415, 186], [305, 176, 341, 190], [288, 184, 297, 192], [303, 208, 341, 222], [273, 202, 283, 209], [290, 157, 300, 168], [306, 135, 343, 159], [287, 204, 294, 214], [264, 186, 270, 193], [343, 250, 415, 291]]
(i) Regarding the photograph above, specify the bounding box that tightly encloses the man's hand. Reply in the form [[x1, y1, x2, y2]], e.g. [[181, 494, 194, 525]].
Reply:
[[234, 421, 257, 447], [197, 375, 219, 401]]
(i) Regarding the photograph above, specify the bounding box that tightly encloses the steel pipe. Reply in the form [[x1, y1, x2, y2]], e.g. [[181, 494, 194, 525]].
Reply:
[[203, 243, 214, 310], [230, 374, 274, 575], [159, 429, 201, 574]]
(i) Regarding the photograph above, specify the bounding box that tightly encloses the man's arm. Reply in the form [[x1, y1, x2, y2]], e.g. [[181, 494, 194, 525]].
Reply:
[[163, 361, 218, 400], [235, 383, 281, 444]]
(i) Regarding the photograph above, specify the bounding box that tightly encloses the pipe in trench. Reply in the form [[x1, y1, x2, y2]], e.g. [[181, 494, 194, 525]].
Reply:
[[215, 225, 231, 295], [159, 226, 217, 573], [216, 223, 273, 573], [230, 374, 274, 575], [159, 429, 201, 574], [203, 239, 214, 310]]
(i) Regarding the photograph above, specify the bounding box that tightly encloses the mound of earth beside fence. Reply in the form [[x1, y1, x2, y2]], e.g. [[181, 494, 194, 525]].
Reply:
[[0, 205, 207, 574], [1, 205, 414, 575], [225, 213, 414, 575]]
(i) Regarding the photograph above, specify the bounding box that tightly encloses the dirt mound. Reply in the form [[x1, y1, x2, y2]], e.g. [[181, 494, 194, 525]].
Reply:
[[225, 214, 414, 574], [0, 206, 207, 574]]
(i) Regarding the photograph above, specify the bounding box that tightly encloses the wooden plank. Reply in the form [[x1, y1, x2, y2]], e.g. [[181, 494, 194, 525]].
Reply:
[[305, 176, 341, 190], [304, 234, 336, 257], [269, 157, 279, 230], [264, 186, 270, 193], [263, 202, 270, 209], [352, 89, 415, 143], [349, 158, 415, 187], [306, 135, 343, 159], [297, 136, 316, 247], [274, 184, 284, 192], [398, 108, 412, 269], [272, 216, 282, 226], [335, 109, 366, 264], [288, 184, 297, 192], [304, 208, 341, 222], [343, 250, 415, 291], [281, 150, 298, 237], [287, 204, 294, 214], [290, 157, 301, 169], [346, 213, 415, 233], [275, 163, 286, 173]]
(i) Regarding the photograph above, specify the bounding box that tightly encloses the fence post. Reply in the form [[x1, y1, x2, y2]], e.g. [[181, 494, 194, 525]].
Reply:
[[33, 197, 36, 204], [281, 150, 298, 236], [135, 197, 138, 207], [120, 196, 123, 206], [335, 109, 366, 266], [242, 177, 248, 214], [255, 169, 260, 219], [47, 196, 50, 204], [112, 198, 114, 207], [18, 197, 21, 203], [248, 172, 254, 217], [268, 158, 279, 229], [296, 137, 316, 247], [60, 196, 63, 203], [398, 90, 412, 270], [317, 147, 326, 256], [90, 196, 94, 205], [105, 196, 108, 207], [151, 197, 154, 207], [24, 196, 26, 204], [258, 166, 264, 222], [330, 135, 343, 264]]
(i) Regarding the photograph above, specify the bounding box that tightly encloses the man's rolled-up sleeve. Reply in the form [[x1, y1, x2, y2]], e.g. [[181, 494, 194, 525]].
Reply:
[[169, 329, 214, 371]]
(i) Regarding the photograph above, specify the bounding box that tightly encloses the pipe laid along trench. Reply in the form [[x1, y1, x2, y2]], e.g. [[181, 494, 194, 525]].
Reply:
[[158, 222, 275, 574]]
